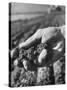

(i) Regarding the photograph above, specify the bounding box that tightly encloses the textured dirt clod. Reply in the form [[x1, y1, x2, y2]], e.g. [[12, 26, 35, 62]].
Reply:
[[53, 56, 65, 84], [37, 66, 54, 85]]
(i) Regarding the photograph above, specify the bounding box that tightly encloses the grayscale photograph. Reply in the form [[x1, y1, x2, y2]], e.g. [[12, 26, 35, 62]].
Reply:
[[9, 3, 65, 87]]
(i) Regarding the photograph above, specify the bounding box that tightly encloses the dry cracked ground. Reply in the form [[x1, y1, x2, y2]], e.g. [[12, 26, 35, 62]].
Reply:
[[9, 8, 65, 87]]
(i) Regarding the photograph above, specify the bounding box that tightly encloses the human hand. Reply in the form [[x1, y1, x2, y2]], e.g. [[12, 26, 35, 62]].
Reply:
[[11, 46, 19, 59]]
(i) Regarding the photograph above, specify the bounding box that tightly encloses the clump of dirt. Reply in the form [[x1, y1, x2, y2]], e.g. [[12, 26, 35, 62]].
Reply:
[[10, 43, 65, 87]]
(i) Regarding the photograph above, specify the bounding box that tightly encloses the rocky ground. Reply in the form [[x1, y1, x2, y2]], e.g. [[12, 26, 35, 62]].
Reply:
[[9, 43, 65, 87]]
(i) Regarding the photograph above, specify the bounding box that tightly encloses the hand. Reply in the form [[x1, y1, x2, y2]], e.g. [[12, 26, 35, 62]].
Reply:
[[11, 46, 19, 59]]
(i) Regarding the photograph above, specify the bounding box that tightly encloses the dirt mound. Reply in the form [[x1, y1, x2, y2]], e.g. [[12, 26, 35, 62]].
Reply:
[[10, 43, 65, 87]]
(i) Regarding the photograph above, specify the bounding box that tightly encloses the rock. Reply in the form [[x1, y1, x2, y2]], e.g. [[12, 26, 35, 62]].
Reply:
[[36, 66, 55, 85], [23, 59, 30, 70], [11, 66, 21, 86], [19, 70, 37, 86], [53, 56, 65, 84], [14, 59, 18, 66]]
